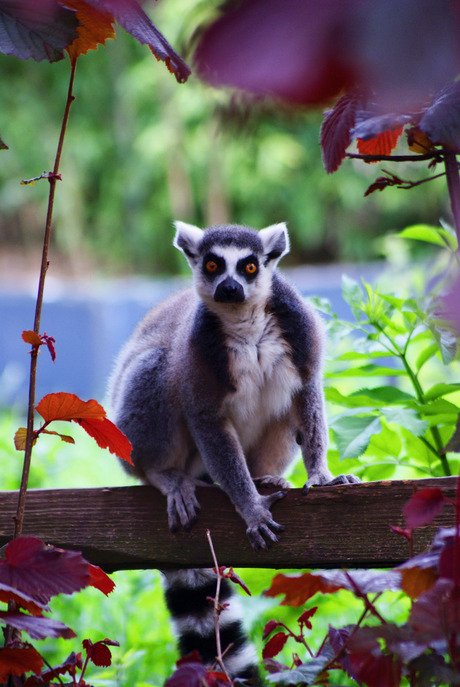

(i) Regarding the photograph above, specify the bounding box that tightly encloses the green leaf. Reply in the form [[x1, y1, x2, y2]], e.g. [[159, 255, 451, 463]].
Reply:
[[415, 343, 439, 373], [424, 383, 460, 401], [399, 224, 457, 249], [330, 415, 382, 460], [430, 326, 458, 364], [326, 364, 405, 378], [341, 275, 364, 319], [381, 407, 429, 436], [367, 423, 402, 459], [325, 386, 414, 409]]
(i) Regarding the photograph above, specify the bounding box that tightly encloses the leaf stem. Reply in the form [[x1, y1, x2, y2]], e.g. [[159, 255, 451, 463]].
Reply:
[[13, 58, 77, 539]]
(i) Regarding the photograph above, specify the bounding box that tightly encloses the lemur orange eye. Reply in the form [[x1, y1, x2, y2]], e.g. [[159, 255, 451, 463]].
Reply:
[[245, 263, 257, 275], [206, 260, 218, 273]]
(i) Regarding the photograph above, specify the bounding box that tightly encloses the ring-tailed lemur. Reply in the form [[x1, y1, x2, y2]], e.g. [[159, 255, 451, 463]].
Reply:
[[109, 222, 359, 681]]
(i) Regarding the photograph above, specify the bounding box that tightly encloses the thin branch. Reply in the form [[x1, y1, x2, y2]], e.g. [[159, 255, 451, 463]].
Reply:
[[14, 58, 77, 540], [347, 152, 440, 163], [206, 529, 232, 681]]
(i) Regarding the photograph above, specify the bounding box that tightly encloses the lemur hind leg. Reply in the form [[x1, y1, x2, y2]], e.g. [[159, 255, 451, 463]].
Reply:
[[144, 468, 201, 531]]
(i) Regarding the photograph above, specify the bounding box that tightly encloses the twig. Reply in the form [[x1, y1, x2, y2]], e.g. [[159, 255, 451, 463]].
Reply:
[[206, 529, 232, 681], [347, 152, 440, 163], [13, 59, 77, 539]]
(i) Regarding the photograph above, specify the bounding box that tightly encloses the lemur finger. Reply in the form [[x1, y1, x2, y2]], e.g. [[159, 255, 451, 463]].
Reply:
[[259, 523, 281, 544], [246, 527, 268, 551], [263, 490, 287, 508]]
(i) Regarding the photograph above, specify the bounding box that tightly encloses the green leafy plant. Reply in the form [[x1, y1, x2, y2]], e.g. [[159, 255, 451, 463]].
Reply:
[[312, 226, 460, 482]]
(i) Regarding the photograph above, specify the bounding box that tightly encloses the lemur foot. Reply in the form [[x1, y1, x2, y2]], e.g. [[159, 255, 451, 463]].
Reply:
[[245, 490, 287, 551], [303, 472, 361, 493], [253, 475, 290, 489]]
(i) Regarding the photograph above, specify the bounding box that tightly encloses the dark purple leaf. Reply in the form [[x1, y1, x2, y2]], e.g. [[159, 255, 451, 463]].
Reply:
[[0, 611, 76, 640], [419, 81, 460, 151], [348, 650, 402, 687], [85, 0, 190, 83], [194, 0, 460, 111], [0, 0, 79, 62], [409, 578, 459, 641], [403, 488, 445, 529], [0, 536, 90, 604], [194, 0, 353, 105], [320, 90, 363, 173], [165, 661, 207, 687]]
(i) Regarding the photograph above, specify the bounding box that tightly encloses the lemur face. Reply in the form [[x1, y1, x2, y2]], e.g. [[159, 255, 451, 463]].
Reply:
[[173, 222, 290, 308]]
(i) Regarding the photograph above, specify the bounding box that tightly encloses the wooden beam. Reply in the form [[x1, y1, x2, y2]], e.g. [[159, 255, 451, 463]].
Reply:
[[0, 478, 456, 572]]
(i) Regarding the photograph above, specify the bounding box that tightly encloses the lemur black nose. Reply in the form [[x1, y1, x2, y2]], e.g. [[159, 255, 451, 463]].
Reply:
[[214, 277, 245, 303]]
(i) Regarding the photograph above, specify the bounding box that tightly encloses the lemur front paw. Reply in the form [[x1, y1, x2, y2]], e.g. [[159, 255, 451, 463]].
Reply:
[[167, 480, 201, 532], [303, 472, 361, 492], [245, 490, 286, 551], [253, 475, 290, 489]]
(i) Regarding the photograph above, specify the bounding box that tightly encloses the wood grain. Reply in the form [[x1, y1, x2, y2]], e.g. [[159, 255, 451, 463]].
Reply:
[[0, 478, 456, 572]]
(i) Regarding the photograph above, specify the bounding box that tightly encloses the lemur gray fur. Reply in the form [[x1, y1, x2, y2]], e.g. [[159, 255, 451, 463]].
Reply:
[[109, 221, 359, 680]]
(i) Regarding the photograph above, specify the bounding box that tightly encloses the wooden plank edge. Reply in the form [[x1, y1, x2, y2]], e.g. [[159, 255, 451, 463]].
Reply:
[[0, 477, 456, 572]]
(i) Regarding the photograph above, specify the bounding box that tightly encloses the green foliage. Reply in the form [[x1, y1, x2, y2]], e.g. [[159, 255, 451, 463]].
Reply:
[[316, 225, 460, 483]]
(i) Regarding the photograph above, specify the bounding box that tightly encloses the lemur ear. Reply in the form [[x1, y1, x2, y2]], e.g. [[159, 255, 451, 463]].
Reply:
[[259, 222, 290, 266], [173, 221, 204, 265]]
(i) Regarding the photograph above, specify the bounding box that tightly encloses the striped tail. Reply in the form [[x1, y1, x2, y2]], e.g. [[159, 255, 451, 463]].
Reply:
[[163, 568, 260, 683]]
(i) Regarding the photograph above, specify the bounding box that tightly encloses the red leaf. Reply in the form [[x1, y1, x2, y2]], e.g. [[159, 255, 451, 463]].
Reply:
[[82, 638, 115, 667], [403, 488, 445, 529], [389, 524, 412, 542], [0, 537, 90, 604], [298, 606, 318, 630], [320, 90, 362, 173], [0, 580, 49, 616], [222, 567, 251, 596], [263, 619, 282, 640], [0, 611, 76, 640], [262, 631, 288, 659], [36, 392, 106, 422], [88, 564, 115, 596], [264, 572, 341, 607], [42, 333, 56, 362], [22, 330, 42, 346], [62, 0, 115, 61], [0, 645, 43, 681], [77, 417, 133, 463], [357, 126, 404, 158]]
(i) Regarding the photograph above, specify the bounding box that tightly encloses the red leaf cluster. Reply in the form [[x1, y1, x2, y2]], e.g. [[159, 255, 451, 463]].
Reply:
[[22, 330, 56, 362], [0, 537, 115, 681], [262, 487, 458, 686]]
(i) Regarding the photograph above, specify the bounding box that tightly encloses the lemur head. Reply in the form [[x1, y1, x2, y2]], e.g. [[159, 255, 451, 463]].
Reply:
[[173, 222, 290, 308]]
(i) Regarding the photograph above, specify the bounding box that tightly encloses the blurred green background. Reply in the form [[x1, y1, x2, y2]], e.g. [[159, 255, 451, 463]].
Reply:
[[0, 0, 450, 279]]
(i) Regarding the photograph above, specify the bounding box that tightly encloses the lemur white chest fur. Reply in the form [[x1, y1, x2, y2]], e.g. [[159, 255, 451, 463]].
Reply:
[[221, 305, 302, 450]]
